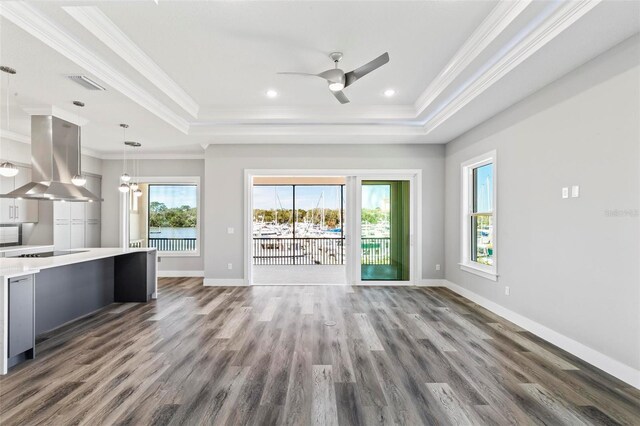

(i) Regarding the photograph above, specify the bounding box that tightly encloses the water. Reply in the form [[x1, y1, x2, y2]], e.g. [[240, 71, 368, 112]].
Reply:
[[149, 227, 197, 239]]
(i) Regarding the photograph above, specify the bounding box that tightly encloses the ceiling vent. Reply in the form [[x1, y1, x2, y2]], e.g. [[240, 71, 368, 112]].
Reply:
[[67, 75, 106, 91]]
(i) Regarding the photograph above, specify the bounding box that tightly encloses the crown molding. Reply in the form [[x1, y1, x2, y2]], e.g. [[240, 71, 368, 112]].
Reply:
[[422, 0, 602, 134], [189, 123, 426, 136], [98, 152, 205, 160], [414, 0, 531, 115], [0, 1, 190, 134], [20, 105, 89, 126], [197, 105, 417, 123], [0, 129, 30, 144], [63, 6, 199, 118]]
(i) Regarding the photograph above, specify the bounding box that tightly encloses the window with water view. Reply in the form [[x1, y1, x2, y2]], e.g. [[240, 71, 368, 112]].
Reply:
[[148, 184, 198, 253], [470, 163, 494, 266]]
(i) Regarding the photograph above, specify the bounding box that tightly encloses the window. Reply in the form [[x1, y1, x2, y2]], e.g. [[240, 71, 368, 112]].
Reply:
[[142, 183, 199, 255], [460, 151, 497, 280]]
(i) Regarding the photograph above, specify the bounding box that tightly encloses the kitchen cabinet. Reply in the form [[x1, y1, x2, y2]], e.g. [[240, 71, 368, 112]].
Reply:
[[8, 275, 35, 360], [0, 175, 13, 223], [70, 220, 85, 249], [0, 166, 38, 223], [53, 174, 101, 250], [84, 175, 101, 247]]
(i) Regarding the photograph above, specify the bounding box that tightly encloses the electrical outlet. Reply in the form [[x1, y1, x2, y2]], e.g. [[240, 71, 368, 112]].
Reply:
[[562, 187, 569, 199], [227, 263, 233, 270], [505, 286, 510, 296], [435, 264, 441, 271], [571, 185, 580, 198]]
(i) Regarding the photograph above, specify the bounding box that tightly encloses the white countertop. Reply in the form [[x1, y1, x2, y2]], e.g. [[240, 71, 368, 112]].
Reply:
[[0, 245, 54, 254], [0, 247, 156, 279]]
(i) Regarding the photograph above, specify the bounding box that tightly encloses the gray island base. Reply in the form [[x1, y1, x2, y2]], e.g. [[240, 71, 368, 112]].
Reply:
[[1, 248, 157, 373]]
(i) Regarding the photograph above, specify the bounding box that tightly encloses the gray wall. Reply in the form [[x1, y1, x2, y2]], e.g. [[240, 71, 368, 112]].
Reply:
[[444, 35, 640, 370], [204, 144, 445, 281], [101, 159, 205, 273]]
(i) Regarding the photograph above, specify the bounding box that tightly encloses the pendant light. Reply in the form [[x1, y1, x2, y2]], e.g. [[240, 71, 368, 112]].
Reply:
[[118, 124, 130, 193], [131, 147, 142, 197], [123, 140, 142, 195], [0, 65, 19, 177], [130, 154, 139, 191], [71, 101, 87, 186]]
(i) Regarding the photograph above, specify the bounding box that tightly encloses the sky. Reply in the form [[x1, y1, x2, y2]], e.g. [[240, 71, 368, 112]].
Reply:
[[149, 185, 197, 208], [253, 185, 343, 210], [252, 184, 391, 210], [475, 164, 493, 212]]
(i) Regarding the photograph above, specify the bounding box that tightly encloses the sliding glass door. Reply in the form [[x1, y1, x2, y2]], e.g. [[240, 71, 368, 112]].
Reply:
[[361, 180, 410, 281]]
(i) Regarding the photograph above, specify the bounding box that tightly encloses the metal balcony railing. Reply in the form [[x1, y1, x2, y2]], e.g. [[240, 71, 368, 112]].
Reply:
[[252, 237, 391, 265], [148, 238, 197, 252]]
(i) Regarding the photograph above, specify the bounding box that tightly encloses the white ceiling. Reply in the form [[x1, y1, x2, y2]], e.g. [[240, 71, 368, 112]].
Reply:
[[0, 0, 638, 156]]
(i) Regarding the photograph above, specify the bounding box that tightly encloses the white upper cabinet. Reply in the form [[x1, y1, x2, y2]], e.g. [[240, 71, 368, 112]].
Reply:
[[0, 166, 39, 223]]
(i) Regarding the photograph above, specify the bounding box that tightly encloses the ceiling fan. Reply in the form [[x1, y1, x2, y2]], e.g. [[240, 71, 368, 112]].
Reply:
[[278, 51, 389, 104]]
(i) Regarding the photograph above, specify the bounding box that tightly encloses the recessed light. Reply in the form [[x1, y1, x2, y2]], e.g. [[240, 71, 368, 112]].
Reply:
[[266, 89, 278, 98], [384, 89, 396, 97]]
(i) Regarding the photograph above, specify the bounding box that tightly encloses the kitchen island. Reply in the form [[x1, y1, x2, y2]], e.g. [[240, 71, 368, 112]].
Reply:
[[0, 247, 157, 374]]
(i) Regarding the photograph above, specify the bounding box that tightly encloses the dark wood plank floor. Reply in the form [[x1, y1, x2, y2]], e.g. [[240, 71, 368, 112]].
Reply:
[[1, 278, 638, 425]]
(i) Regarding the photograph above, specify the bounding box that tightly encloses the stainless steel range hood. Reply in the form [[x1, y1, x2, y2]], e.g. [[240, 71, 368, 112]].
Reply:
[[1, 116, 102, 202]]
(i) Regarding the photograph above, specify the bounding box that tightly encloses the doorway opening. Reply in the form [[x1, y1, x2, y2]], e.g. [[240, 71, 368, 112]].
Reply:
[[251, 176, 347, 285]]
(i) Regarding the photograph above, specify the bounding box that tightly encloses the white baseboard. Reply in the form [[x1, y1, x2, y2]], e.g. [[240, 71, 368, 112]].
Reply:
[[416, 279, 446, 287], [443, 280, 640, 389], [158, 270, 204, 277], [204, 278, 247, 286]]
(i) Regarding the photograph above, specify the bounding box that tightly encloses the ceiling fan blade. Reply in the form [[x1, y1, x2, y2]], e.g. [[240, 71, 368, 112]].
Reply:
[[332, 90, 350, 104], [344, 52, 389, 88], [277, 72, 320, 78]]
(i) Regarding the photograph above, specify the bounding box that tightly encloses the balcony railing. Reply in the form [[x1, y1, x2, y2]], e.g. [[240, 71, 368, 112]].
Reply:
[[252, 237, 391, 265], [361, 237, 391, 265], [149, 238, 197, 252], [253, 237, 344, 265]]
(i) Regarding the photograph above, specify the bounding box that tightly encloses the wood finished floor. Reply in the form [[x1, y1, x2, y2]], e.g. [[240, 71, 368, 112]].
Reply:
[[1, 278, 639, 425]]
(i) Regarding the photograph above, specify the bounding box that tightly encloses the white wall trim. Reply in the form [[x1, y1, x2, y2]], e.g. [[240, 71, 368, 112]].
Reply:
[[416, 279, 447, 287], [422, 0, 602, 133], [64, 6, 199, 118], [99, 152, 205, 160], [0, 129, 30, 144], [414, 0, 531, 114], [204, 278, 247, 287], [444, 280, 640, 389], [0, 2, 190, 133], [158, 270, 203, 278]]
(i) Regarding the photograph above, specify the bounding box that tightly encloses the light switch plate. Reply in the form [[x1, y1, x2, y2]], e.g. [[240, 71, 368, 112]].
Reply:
[[227, 227, 234, 234], [562, 187, 569, 199], [571, 185, 579, 198]]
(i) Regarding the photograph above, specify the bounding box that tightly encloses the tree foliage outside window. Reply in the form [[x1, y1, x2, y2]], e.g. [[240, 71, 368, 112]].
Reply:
[[149, 201, 196, 228]]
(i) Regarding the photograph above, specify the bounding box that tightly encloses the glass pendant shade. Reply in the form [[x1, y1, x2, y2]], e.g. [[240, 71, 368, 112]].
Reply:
[[134, 188, 142, 197], [71, 174, 86, 186], [120, 173, 131, 183], [130, 182, 139, 191], [118, 183, 130, 193], [0, 161, 19, 177]]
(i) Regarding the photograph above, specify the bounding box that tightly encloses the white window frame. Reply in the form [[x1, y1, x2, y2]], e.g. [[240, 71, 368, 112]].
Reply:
[[459, 151, 497, 281], [123, 176, 201, 257]]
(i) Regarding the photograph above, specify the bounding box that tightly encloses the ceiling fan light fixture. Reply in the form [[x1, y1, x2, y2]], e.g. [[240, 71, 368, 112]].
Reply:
[[328, 82, 344, 92]]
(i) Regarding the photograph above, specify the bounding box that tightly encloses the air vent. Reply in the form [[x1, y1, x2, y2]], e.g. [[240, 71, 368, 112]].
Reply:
[[67, 75, 106, 91]]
